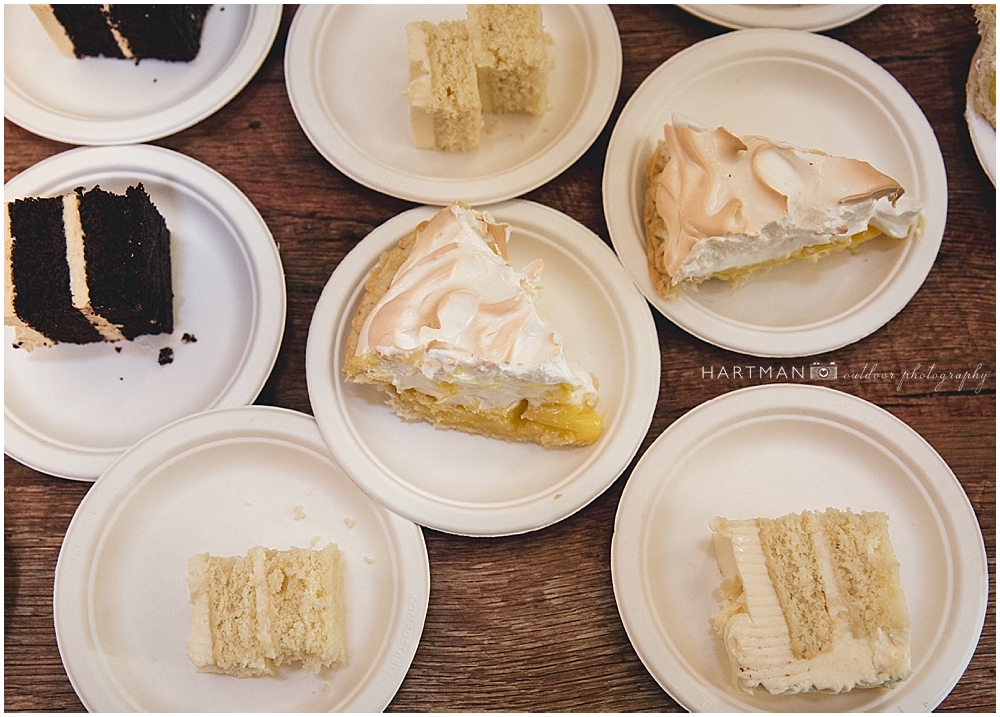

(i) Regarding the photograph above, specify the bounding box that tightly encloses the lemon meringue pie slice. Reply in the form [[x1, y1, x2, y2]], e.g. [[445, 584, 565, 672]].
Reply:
[[344, 203, 602, 447], [644, 118, 924, 298]]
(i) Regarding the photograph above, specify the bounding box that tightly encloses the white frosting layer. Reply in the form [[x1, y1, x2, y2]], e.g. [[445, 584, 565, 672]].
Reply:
[[711, 517, 912, 695], [185, 554, 218, 671], [404, 21, 437, 150], [355, 204, 596, 410], [652, 118, 924, 285], [62, 193, 126, 342]]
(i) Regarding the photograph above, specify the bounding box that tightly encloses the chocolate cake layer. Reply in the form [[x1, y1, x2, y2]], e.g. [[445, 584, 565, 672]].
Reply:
[[78, 184, 173, 340], [104, 5, 210, 62], [7, 196, 105, 344]]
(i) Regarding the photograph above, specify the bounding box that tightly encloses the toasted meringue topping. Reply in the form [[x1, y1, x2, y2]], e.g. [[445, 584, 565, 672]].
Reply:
[[356, 204, 572, 380], [651, 118, 922, 285]]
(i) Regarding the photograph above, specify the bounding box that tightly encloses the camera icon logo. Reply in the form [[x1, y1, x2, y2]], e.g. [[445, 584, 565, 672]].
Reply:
[[810, 362, 838, 380]]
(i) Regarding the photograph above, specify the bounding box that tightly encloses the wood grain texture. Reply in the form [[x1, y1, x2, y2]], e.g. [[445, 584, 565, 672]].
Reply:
[[4, 4, 994, 712]]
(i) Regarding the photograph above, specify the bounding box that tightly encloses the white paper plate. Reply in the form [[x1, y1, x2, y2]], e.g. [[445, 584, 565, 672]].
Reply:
[[611, 384, 988, 712], [4, 145, 285, 480], [966, 107, 997, 185], [54, 406, 430, 712], [3, 4, 281, 145], [678, 4, 880, 31], [284, 4, 622, 205], [603, 30, 947, 358], [305, 200, 660, 537]]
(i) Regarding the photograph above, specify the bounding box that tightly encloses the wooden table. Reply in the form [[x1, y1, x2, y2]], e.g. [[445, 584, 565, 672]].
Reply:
[[4, 4, 994, 712]]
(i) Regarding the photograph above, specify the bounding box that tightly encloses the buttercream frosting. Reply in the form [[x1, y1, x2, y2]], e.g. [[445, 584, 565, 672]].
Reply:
[[711, 516, 912, 695], [404, 21, 437, 150]]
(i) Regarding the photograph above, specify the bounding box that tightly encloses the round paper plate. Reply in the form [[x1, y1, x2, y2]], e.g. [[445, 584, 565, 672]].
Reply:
[[678, 4, 880, 31], [3, 4, 281, 145], [603, 29, 947, 358], [284, 4, 622, 205], [305, 200, 660, 537], [54, 406, 430, 712], [4, 145, 285, 480], [611, 384, 988, 712]]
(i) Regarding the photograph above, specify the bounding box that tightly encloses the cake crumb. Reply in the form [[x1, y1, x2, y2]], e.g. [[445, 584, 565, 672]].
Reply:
[[363, 556, 375, 565], [293, 505, 306, 521], [114, 346, 122, 353], [310, 535, 322, 547], [322, 683, 333, 694], [554, 493, 563, 500], [343, 517, 357, 528], [157, 347, 174, 365], [181, 333, 197, 343]]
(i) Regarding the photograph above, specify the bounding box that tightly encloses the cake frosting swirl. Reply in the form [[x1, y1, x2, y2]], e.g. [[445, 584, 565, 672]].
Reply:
[[643, 118, 923, 296]]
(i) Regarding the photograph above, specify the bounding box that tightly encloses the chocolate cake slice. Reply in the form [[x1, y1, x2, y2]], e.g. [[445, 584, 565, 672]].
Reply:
[[4, 184, 173, 350], [31, 4, 210, 62]]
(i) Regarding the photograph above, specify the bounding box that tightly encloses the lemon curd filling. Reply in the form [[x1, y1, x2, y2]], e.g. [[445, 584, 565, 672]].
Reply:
[[387, 385, 603, 447]]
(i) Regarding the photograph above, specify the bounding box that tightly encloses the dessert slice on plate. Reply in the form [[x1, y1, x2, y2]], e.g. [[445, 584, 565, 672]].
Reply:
[[710, 508, 912, 695], [644, 117, 924, 298], [187, 544, 346, 678], [4, 183, 173, 350], [344, 202, 602, 447]]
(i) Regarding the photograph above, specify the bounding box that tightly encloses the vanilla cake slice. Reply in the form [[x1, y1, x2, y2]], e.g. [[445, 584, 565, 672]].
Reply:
[[405, 19, 483, 151], [344, 202, 602, 447], [187, 544, 346, 678], [710, 508, 911, 695]]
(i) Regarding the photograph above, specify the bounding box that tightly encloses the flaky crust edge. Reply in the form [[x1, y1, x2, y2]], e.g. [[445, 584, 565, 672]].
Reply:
[[342, 224, 422, 380]]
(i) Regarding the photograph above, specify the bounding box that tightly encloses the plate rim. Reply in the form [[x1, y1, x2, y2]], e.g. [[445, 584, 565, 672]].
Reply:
[[602, 28, 948, 358], [677, 3, 881, 32], [610, 383, 989, 712], [305, 199, 660, 537], [965, 41, 997, 187], [3, 4, 282, 145], [283, 3, 623, 205], [52, 404, 431, 712], [3, 143, 286, 481]]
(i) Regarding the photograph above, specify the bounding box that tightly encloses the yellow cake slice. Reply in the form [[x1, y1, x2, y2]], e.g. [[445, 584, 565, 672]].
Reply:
[[186, 544, 345, 678], [644, 118, 924, 298], [467, 4, 550, 115], [405, 19, 483, 151], [344, 202, 602, 447], [710, 508, 912, 695]]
